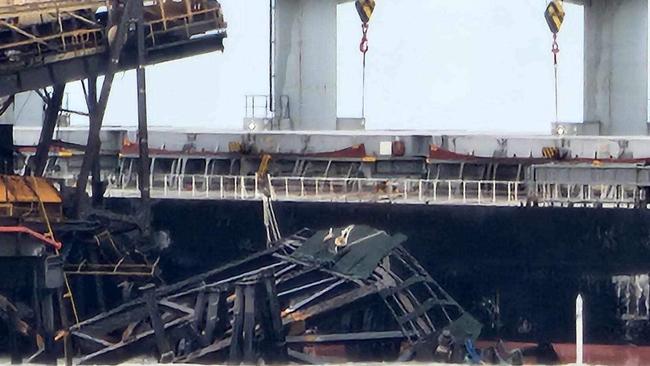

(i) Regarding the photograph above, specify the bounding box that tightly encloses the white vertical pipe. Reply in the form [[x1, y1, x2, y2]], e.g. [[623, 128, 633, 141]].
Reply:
[[576, 293, 583, 366]]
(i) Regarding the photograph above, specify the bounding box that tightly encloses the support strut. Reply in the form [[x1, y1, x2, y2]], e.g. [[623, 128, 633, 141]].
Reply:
[[33, 84, 65, 177], [73, 0, 136, 217], [135, 0, 151, 228]]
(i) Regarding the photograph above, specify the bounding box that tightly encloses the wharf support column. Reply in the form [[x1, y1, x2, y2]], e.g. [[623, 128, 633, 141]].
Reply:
[[584, 0, 648, 135], [274, 0, 337, 130]]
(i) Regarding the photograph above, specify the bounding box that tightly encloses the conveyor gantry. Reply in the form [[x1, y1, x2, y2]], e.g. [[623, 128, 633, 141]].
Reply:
[[0, 0, 227, 97]]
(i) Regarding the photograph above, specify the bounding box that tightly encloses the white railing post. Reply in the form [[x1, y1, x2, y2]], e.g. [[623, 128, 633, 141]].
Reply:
[[433, 181, 438, 201], [477, 181, 481, 204], [514, 182, 518, 201], [448, 181, 452, 201], [205, 175, 210, 197], [177, 175, 182, 196], [315, 178, 319, 196], [240, 176, 245, 198], [301, 177, 305, 197], [403, 181, 408, 200], [220, 176, 224, 199], [576, 294, 583, 366], [463, 181, 466, 203], [507, 182, 511, 202], [164, 175, 168, 196], [255, 173, 259, 197], [285, 177, 289, 197], [268, 175, 274, 200], [492, 180, 496, 203], [418, 180, 423, 201], [192, 175, 196, 197]]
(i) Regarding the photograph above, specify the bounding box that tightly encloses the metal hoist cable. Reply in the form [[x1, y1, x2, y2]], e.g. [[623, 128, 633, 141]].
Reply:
[[544, 0, 565, 124], [355, 0, 375, 119]]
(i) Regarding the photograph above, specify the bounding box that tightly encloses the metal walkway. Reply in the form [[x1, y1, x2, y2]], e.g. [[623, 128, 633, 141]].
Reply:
[[100, 165, 650, 209], [0, 0, 226, 96], [104, 173, 525, 206]]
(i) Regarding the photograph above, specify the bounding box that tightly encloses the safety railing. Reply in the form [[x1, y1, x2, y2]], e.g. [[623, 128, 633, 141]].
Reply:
[[106, 173, 525, 205], [106, 173, 260, 200], [530, 182, 644, 208], [267, 176, 523, 205]]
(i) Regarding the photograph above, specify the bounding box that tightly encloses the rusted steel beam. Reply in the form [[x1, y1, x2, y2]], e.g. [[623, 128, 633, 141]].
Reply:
[[200, 289, 224, 346], [263, 275, 284, 342], [261, 274, 286, 362], [283, 284, 384, 324], [33, 84, 65, 176], [56, 288, 73, 366], [287, 348, 347, 364], [286, 331, 408, 343], [242, 284, 256, 363], [140, 284, 174, 362], [229, 284, 244, 363], [192, 288, 207, 331]]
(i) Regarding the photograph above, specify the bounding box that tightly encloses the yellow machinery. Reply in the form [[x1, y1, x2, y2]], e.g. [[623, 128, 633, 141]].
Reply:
[[0, 175, 62, 219], [258, 153, 272, 177]]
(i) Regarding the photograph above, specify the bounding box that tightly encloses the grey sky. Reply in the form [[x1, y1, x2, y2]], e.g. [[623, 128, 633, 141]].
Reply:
[[67, 0, 585, 133]]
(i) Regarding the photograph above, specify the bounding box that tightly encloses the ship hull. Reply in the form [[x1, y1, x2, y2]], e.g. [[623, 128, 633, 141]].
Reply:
[[107, 198, 650, 354]]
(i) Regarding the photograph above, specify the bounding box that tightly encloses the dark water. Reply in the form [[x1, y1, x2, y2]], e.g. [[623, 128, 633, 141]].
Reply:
[[107, 198, 650, 345]]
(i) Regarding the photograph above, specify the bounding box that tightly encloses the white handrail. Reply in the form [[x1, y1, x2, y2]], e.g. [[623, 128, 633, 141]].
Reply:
[[106, 173, 526, 205]]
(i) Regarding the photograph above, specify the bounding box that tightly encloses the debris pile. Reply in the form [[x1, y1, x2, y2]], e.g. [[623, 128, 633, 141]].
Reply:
[[69, 225, 482, 364]]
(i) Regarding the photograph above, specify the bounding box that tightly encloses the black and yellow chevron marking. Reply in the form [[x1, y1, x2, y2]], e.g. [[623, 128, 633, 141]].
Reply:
[[355, 0, 376, 24], [542, 147, 560, 160], [544, 0, 565, 34]]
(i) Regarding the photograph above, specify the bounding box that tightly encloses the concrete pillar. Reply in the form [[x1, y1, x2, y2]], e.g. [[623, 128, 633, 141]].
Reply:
[[274, 0, 337, 130], [584, 0, 648, 135]]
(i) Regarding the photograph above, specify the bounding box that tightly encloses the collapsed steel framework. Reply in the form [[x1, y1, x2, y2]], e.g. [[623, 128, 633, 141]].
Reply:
[[69, 226, 481, 364], [0, 0, 227, 221], [0, 0, 226, 95]]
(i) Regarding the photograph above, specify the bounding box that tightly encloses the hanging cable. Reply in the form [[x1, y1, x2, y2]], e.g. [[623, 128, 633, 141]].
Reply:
[[360, 22, 369, 118], [355, 0, 375, 119], [544, 0, 565, 124], [552, 33, 560, 123]]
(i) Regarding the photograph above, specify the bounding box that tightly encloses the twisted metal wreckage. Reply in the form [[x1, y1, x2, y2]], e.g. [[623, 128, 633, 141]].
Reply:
[[0, 171, 536, 365], [0, 181, 499, 366], [68, 225, 483, 364]]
